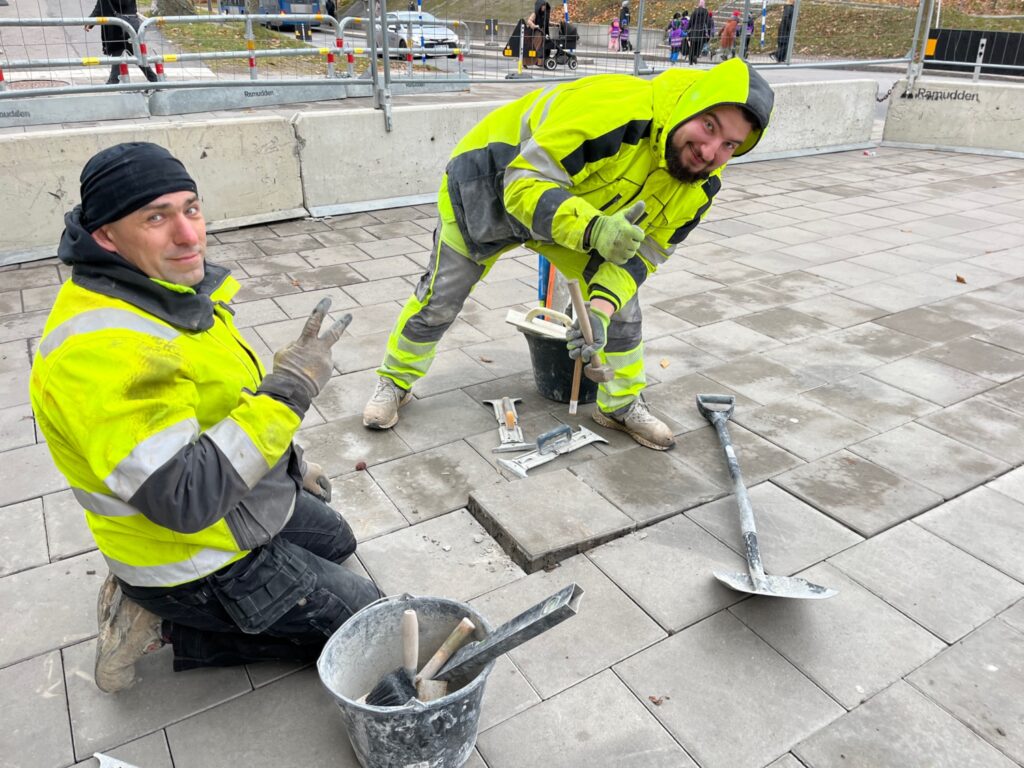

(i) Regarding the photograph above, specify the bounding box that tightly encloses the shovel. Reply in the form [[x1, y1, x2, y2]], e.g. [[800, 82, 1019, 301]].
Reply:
[[696, 394, 837, 600]]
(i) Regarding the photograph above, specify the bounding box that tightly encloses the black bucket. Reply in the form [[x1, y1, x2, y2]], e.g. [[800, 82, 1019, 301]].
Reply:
[[523, 331, 599, 405]]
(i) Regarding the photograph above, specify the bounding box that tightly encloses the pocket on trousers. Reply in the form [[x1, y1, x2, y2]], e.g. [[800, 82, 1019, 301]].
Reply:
[[210, 543, 316, 635]]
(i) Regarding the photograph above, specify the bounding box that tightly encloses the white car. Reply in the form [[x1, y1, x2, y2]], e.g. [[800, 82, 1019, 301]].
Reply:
[[374, 11, 461, 58]]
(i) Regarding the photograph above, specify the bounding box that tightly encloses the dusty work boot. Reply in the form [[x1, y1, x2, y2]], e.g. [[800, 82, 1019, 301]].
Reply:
[[94, 573, 165, 694], [592, 396, 675, 451], [362, 376, 413, 429]]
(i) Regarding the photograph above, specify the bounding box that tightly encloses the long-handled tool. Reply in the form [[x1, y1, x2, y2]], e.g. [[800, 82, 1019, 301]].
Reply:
[[696, 394, 838, 599], [483, 397, 533, 453], [566, 279, 615, 415], [414, 616, 476, 702], [496, 424, 606, 479]]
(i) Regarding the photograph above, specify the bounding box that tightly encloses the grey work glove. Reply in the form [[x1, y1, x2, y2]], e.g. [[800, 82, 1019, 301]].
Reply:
[[588, 201, 646, 266], [566, 304, 611, 364], [269, 297, 352, 402], [301, 460, 332, 502]]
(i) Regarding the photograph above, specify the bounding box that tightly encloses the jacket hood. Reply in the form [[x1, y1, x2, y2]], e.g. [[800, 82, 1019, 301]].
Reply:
[[652, 58, 774, 163], [58, 204, 234, 332]]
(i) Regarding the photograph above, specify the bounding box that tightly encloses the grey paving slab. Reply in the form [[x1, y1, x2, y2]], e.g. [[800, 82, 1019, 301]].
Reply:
[[0, 651, 73, 768], [979, 376, 1024, 417], [756, 272, 846, 302], [328, 470, 407, 542], [64, 638, 252, 757], [271, 286, 359, 319], [916, 486, 1024, 582], [240, 253, 311, 278], [673, 422, 805, 491], [919, 337, 1024, 384], [0, 309, 48, 346], [166, 667, 361, 768], [311, 367, 382, 423], [688, 482, 862, 576], [354, 235, 422, 259], [830, 522, 1024, 643], [233, 274, 304, 303], [295, 414, 411, 476], [644, 371, 760, 435], [299, 242, 371, 268], [977, 319, 1024, 355], [230, 297, 290, 328], [392, 389, 498, 452], [0, 498, 48, 576], [732, 397, 876, 462], [0, 549, 105, 668], [989, 466, 1024, 503], [802, 373, 940, 432], [794, 680, 1018, 768], [829, 323, 935, 367], [907, 618, 1024, 765], [926, 294, 1024, 329], [311, 227, 379, 247], [477, 654, 541, 732], [703, 354, 826, 405], [615, 612, 843, 768], [356, 509, 524, 601], [369, 440, 504, 524], [254, 233, 324, 256], [850, 422, 1009, 500], [400, 349, 495, 399], [1001, 599, 1024, 634], [333, 276, 409, 307], [970, 276, 1024, 312], [586, 516, 748, 632], [802, 260, 890, 287], [468, 470, 634, 573], [733, 307, 837, 343], [0, 403, 35, 452], [766, 756, 806, 768], [732, 563, 946, 709], [774, 450, 943, 537], [680, 320, 781, 360], [873, 306, 986, 343], [477, 671, 694, 768], [71, 731, 174, 768], [468, 555, 665, 699], [42, 489, 95, 562], [786, 294, 885, 330], [245, 659, 307, 689], [653, 291, 750, 326], [0, 442, 68, 506], [918, 397, 1024, 464], [642, 334, 727, 379], [268, 218, 333, 237], [763, 335, 887, 385]]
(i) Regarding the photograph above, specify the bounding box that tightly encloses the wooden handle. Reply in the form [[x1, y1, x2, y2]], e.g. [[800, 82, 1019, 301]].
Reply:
[[568, 357, 583, 415], [567, 280, 594, 345], [501, 397, 516, 430], [416, 617, 475, 682], [402, 609, 418, 678]]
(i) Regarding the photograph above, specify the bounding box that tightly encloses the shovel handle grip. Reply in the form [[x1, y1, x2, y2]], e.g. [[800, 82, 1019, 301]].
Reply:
[[696, 393, 735, 422]]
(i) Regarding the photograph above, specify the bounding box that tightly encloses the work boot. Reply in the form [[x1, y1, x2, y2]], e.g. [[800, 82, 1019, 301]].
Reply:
[[94, 573, 165, 694], [592, 396, 675, 451], [362, 376, 412, 430]]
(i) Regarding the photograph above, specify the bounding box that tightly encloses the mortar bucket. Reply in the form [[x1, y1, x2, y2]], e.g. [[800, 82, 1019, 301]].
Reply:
[[523, 332, 598, 405], [317, 593, 494, 768]]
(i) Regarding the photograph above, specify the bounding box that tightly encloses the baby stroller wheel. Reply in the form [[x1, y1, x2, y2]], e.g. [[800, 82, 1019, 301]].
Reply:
[[543, 56, 557, 70], [567, 55, 578, 70]]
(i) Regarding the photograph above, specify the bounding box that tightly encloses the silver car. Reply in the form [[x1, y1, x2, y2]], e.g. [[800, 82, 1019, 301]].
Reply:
[[374, 11, 461, 58]]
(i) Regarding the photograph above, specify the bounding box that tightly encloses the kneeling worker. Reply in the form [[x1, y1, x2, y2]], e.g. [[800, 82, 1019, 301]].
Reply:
[[30, 143, 380, 693], [363, 59, 774, 451]]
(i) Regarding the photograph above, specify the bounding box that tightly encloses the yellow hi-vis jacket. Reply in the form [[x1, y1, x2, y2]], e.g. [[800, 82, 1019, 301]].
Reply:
[[444, 58, 774, 310], [31, 217, 304, 588]]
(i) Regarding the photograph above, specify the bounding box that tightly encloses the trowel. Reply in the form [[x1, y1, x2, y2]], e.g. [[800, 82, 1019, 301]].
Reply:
[[496, 424, 606, 478]]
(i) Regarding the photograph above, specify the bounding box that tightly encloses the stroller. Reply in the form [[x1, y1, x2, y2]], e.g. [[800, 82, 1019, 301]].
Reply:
[[505, 18, 578, 70]]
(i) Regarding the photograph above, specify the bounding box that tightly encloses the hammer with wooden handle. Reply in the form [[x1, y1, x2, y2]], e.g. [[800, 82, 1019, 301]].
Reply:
[[567, 279, 614, 415]]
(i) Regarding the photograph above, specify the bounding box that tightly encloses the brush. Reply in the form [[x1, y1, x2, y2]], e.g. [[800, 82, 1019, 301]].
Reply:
[[364, 608, 418, 707]]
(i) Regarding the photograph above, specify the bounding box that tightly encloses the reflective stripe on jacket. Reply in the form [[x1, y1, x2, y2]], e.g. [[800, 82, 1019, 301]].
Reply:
[[31, 273, 302, 587], [443, 59, 773, 311]]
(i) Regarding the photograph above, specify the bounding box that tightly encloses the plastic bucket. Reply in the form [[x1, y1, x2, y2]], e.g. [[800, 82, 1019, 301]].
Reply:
[[523, 332, 598, 404], [317, 594, 494, 768]]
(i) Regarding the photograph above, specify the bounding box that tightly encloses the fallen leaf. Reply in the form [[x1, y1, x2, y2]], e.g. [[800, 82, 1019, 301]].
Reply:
[[648, 695, 670, 706], [955, 274, 967, 284], [291, 280, 301, 287], [479, 355, 494, 363], [659, 358, 670, 369]]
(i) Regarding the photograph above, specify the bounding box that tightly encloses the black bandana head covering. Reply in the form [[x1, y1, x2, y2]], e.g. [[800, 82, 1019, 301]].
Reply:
[[80, 142, 198, 233]]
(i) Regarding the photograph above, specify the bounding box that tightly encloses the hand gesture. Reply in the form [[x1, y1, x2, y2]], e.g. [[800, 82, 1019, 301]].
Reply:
[[271, 298, 352, 401]]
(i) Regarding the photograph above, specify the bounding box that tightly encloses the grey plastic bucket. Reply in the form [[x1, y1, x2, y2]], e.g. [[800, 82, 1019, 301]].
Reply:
[[317, 593, 494, 768]]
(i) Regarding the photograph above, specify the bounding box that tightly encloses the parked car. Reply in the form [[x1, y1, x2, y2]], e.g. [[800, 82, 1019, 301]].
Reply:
[[373, 11, 460, 58]]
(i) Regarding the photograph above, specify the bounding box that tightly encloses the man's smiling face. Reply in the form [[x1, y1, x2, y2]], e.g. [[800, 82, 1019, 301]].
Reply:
[[666, 104, 754, 183]]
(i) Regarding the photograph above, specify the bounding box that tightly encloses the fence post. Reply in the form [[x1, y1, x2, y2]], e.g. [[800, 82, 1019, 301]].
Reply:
[[739, 0, 752, 59], [908, 0, 935, 89], [377, 0, 394, 132], [973, 36, 986, 82], [632, 0, 652, 75], [783, 0, 800, 65], [906, 0, 927, 73], [245, 16, 257, 80]]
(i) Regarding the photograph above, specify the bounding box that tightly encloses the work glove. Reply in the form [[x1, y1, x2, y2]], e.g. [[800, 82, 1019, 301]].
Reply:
[[566, 304, 611, 364], [588, 201, 646, 266], [265, 297, 352, 403], [301, 460, 332, 502]]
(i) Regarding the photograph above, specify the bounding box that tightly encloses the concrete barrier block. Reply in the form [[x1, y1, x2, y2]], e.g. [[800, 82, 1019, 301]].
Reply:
[[0, 93, 149, 130], [0, 116, 304, 262], [744, 79, 877, 160], [294, 101, 502, 215], [148, 83, 349, 115], [883, 79, 1024, 155]]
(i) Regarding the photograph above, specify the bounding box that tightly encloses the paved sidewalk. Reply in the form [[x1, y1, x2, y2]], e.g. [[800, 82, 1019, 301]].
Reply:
[[2, 145, 1024, 768]]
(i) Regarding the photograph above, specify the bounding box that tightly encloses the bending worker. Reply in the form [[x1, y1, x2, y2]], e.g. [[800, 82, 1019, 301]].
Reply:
[[30, 143, 380, 693], [364, 59, 774, 450]]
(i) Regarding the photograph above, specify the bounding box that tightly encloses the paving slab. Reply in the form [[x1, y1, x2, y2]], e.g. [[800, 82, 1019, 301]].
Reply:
[[979, 376, 1024, 417], [569, 446, 723, 527], [71, 731, 174, 768], [915, 486, 1024, 582], [766, 756, 806, 768], [733, 307, 837, 343], [1001, 599, 1024, 634], [830, 321, 935, 362], [165, 668, 361, 768], [988, 466, 1024, 503], [476, 671, 694, 768], [327, 470, 408, 542], [615, 612, 843, 768], [970, 277, 1024, 312], [794, 680, 1018, 768], [919, 337, 1024, 384], [369, 440, 504, 523], [0, 403, 35, 453], [586, 516, 748, 632], [673, 422, 805, 491], [976, 319, 1024, 355], [397, 349, 495, 400], [731, 562, 946, 708], [356, 509, 524, 601], [867, 355, 995, 406], [0, 497, 48, 576], [469, 555, 665, 699], [732, 397, 876, 462], [0, 549, 105, 668], [643, 334, 727, 378], [468, 470, 634, 573], [873, 306, 986, 343], [926, 294, 1024, 329], [653, 291, 750, 326], [476, 654, 541, 732], [643, 372, 761, 434], [687, 482, 861, 575], [42, 489, 95, 562], [918, 397, 1024, 464], [703, 354, 826, 405], [829, 522, 1024, 643], [295, 414, 411, 476], [1, 651, 73, 768], [311, 367, 384, 422], [849, 422, 1009, 499], [0, 442, 69, 506], [801, 373, 939, 432], [907, 618, 1024, 765], [680, 320, 782, 360]]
